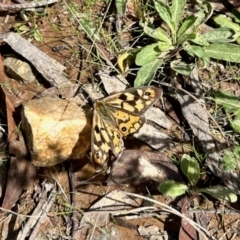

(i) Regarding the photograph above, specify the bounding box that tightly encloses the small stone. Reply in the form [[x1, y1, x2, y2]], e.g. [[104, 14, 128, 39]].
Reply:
[[4, 57, 37, 84]]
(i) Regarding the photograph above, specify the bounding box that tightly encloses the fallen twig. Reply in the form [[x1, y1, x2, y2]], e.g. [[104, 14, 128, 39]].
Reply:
[[16, 182, 55, 240], [0, 0, 58, 12]]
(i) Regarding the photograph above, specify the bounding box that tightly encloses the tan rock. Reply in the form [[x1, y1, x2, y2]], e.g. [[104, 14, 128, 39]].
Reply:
[[4, 57, 37, 84], [21, 97, 91, 167]]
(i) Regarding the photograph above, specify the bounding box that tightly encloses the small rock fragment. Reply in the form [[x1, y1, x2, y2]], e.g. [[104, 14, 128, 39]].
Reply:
[[4, 57, 37, 84]]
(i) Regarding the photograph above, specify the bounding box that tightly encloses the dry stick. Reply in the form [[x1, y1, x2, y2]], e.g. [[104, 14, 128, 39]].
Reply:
[[0, 0, 58, 12], [68, 162, 78, 240], [17, 183, 55, 240], [0, 208, 39, 218], [160, 82, 226, 139], [125, 192, 216, 240], [28, 190, 56, 240], [110, 206, 240, 219]]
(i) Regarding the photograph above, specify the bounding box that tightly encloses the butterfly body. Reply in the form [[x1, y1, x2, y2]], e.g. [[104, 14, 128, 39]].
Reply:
[[91, 86, 162, 171]]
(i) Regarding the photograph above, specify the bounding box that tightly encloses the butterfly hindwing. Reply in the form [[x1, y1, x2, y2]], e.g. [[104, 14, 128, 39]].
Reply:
[[110, 109, 145, 136], [91, 110, 124, 169]]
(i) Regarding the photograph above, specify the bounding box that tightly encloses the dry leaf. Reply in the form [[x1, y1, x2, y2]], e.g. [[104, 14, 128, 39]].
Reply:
[[1, 135, 37, 210], [179, 197, 197, 240]]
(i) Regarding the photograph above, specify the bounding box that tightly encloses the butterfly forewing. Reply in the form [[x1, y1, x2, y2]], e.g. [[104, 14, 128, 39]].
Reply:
[[104, 87, 162, 114]]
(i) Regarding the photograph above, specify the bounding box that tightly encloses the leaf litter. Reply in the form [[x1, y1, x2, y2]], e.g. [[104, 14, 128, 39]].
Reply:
[[0, 0, 240, 239]]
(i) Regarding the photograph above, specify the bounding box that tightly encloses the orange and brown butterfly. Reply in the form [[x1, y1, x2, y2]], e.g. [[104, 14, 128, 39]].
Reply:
[[91, 86, 162, 171]]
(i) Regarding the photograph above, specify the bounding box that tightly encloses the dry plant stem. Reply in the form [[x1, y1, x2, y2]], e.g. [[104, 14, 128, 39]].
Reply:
[[89, 186, 112, 239], [68, 162, 78, 240], [17, 183, 55, 240], [113, 206, 159, 216], [0, 0, 58, 12], [0, 208, 39, 218], [161, 82, 226, 139], [126, 207, 240, 219], [125, 192, 216, 240], [79, 206, 158, 216]]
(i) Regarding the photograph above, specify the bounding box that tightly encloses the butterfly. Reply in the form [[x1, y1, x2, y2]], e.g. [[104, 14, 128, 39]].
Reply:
[[91, 86, 162, 171]]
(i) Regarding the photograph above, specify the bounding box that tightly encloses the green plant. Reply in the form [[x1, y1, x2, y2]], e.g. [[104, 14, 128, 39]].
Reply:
[[213, 90, 240, 171], [215, 90, 240, 133], [158, 154, 237, 202], [118, 0, 240, 86], [13, 10, 45, 42]]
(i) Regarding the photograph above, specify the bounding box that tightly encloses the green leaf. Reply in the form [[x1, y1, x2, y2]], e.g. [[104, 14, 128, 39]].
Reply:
[[33, 28, 43, 42], [183, 43, 210, 66], [177, 15, 197, 39], [197, 186, 237, 203], [68, 3, 79, 16], [158, 42, 173, 51], [198, 0, 213, 22], [214, 14, 240, 44], [183, 43, 205, 57], [142, 24, 172, 43], [191, 1, 213, 30], [204, 43, 240, 63], [115, 0, 127, 16], [215, 90, 240, 133], [154, 1, 175, 34], [215, 90, 240, 111], [171, 0, 187, 31], [134, 58, 163, 87], [221, 145, 240, 170], [231, 119, 240, 132], [14, 23, 29, 32], [193, 28, 236, 46], [135, 43, 160, 66], [233, 9, 240, 23], [192, 9, 206, 29], [235, 109, 240, 118], [180, 154, 200, 186], [177, 33, 197, 45], [158, 180, 188, 197], [79, 17, 101, 42], [213, 14, 240, 33], [237, 37, 240, 45], [170, 61, 192, 76]]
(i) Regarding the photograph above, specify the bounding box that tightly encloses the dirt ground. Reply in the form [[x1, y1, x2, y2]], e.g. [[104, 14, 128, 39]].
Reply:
[[0, 0, 240, 239]]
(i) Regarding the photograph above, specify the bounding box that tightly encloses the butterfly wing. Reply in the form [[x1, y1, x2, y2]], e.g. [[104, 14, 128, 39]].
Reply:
[[104, 86, 162, 136], [91, 109, 124, 171], [91, 86, 162, 170], [103, 86, 162, 115], [109, 109, 146, 136]]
